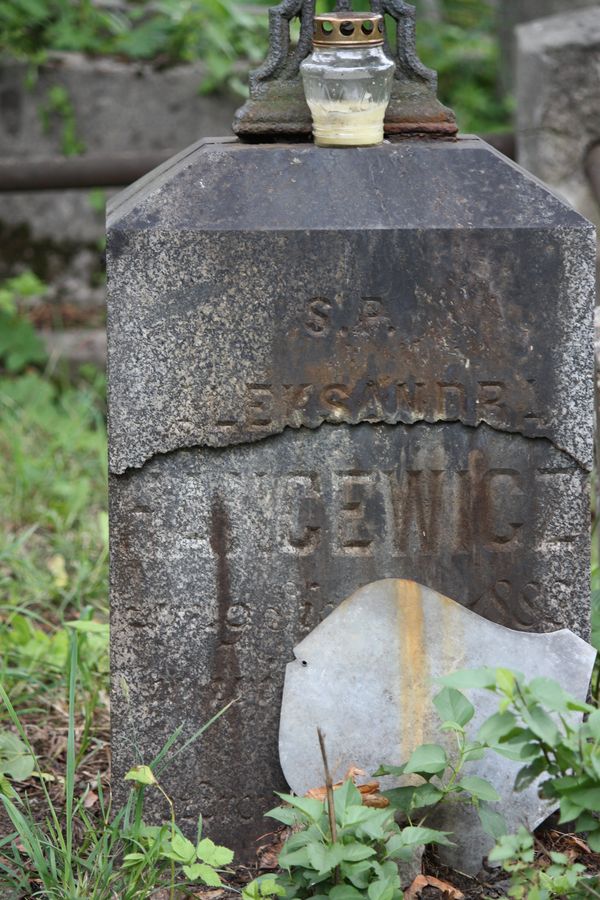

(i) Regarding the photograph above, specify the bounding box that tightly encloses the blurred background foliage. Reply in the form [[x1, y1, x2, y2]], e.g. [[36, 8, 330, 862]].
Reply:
[[0, 0, 510, 132]]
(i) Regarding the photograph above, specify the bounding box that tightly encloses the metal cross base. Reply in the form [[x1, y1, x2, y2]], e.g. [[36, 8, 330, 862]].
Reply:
[[233, 0, 457, 140]]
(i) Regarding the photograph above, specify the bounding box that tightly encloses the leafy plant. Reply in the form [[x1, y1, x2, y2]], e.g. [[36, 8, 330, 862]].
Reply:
[[375, 686, 505, 840], [0, 730, 35, 799], [39, 83, 85, 155], [442, 667, 600, 850], [489, 825, 593, 900], [0, 633, 235, 898], [0, 272, 47, 374], [1, 0, 511, 128], [244, 780, 453, 900]]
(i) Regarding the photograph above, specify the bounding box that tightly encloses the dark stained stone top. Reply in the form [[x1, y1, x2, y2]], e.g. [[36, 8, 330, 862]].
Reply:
[[108, 136, 587, 233]]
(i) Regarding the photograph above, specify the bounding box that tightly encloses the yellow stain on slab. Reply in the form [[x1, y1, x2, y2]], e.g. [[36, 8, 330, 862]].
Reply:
[[396, 580, 427, 759]]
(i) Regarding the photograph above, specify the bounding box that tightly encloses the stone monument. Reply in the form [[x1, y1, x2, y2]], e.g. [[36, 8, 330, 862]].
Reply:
[[498, 0, 600, 92], [107, 0, 595, 857], [517, 7, 600, 232]]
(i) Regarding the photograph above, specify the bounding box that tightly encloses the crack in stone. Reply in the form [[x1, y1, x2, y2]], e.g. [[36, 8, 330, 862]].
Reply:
[[110, 413, 587, 479]]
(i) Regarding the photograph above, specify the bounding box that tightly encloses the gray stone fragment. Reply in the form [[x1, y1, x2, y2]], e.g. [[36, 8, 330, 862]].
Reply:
[[517, 8, 600, 230], [499, 0, 600, 91], [279, 579, 596, 874]]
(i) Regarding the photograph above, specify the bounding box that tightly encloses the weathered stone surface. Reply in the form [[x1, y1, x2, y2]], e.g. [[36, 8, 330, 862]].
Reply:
[[110, 422, 591, 852], [279, 579, 596, 874], [517, 8, 600, 230], [499, 0, 600, 91], [107, 138, 595, 474], [107, 138, 595, 857]]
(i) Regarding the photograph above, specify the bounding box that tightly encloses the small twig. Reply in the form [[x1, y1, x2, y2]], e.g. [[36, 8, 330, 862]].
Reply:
[[317, 727, 340, 884]]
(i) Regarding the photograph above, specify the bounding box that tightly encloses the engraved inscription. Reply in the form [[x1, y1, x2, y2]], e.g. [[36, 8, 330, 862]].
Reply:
[[218, 379, 543, 435]]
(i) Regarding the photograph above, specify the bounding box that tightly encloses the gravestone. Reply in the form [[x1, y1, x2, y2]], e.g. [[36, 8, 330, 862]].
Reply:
[[107, 135, 595, 855], [517, 8, 600, 232], [279, 579, 596, 874], [498, 0, 600, 92]]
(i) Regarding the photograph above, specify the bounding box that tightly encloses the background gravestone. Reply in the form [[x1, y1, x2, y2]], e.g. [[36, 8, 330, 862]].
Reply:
[[107, 137, 595, 854], [517, 8, 600, 233], [498, 0, 600, 92]]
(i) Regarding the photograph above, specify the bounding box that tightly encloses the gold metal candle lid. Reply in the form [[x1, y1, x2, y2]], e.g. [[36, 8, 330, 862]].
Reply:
[[312, 11, 385, 48]]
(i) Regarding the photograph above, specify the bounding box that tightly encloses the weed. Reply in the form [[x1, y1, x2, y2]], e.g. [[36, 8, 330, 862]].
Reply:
[[0, 635, 235, 899], [39, 84, 86, 156], [245, 779, 453, 900], [0, 273, 47, 374]]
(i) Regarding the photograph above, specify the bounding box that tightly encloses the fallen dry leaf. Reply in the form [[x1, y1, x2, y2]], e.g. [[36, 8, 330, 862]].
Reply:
[[83, 790, 98, 809], [405, 874, 464, 899], [549, 831, 591, 856], [305, 766, 389, 808]]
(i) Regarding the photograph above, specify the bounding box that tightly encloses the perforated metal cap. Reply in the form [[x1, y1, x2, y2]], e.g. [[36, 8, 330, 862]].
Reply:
[[312, 11, 385, 47]]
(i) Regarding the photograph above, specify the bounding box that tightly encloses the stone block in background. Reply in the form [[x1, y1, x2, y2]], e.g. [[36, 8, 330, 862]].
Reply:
[[107, 137, 594, 857], [499, 0, 600, 92], [0, 53, 238, 316], [516, 8, 600, 232], [279, 579, 596, 875]]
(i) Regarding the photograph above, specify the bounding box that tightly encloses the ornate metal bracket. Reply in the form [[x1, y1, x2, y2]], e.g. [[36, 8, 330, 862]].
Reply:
[[233, 0, 457, 139]]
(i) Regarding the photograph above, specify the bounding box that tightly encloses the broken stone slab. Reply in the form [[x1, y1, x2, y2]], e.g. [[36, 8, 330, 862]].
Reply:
[[279, 579, 596, 875], [106, 137, 595, 475]]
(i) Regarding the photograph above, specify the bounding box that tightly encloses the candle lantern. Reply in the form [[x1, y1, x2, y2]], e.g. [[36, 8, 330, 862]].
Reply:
[[300, 12, 394, 147]]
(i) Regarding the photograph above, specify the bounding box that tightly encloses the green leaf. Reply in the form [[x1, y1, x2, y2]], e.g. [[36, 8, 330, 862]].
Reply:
[[397, 826, 454, 847], [478, 711, 518, 744], [412, 783, 444, 807], [341, 859, 374, 889], [587, 829, 600, 853], [458, 775, 500, 802], [434, 687, 475, 728], [0, 732, 35, 781], [355, 808, 393, 841], [368, 876, 397, 900], [333, 779, 363, 821], [64, 619, 109, 635], [265, 805, 300, 826], [383, 785, 419, 812], [373, 763, 406, 778], [273, 793, 324, 822], [124, 764, 156, 786], [340, 843, 376, 862], [477, 801, 507, 839], [329, 885, 365, 900], [521, 705, 559, 746], [0, 774, 17, 799], [183, 862, 222, 885], [196, 837, 234, 867], [306, 842, 344, 875], [514, 758, 547, 792], [558, 793, 584, 824], [404, 744, 447, 777], [562, 786, 600, 812], [278, 845, 312, 869], [167, 831, 195, 862]]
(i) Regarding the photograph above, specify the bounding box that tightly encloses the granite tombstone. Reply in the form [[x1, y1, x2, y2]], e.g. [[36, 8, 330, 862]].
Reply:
[[107, 132, 595, 854]]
